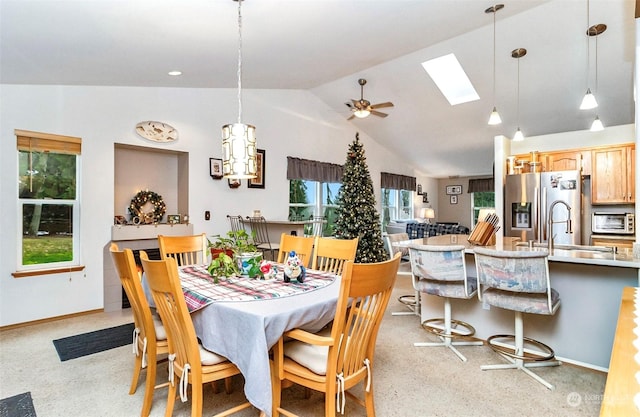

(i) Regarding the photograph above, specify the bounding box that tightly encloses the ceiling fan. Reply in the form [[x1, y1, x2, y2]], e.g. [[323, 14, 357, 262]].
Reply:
[[345, 78, 394, 121]]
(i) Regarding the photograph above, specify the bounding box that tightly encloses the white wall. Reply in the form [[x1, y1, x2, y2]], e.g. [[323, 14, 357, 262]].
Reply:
[[0, 84, 417, 326]]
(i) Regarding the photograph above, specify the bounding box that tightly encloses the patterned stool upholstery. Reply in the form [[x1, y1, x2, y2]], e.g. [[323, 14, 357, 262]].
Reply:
[[474, 247, 561, 390], [408, 244, 483, 362]]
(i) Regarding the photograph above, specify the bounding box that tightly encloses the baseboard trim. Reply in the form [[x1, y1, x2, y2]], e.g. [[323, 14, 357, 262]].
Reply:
[[0, 308, 104, 331], [555, 355, 608, 373]]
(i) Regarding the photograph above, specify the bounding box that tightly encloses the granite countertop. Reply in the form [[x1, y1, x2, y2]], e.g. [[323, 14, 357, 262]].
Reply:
[[396, 234, 640, 269]]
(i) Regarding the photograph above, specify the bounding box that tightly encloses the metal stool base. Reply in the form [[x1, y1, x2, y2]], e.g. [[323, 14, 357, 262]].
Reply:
[[421, 318, 477, 339], [486, 334, 555, 362], [415, 318, 483, 362], [482, 334, 560, 390]]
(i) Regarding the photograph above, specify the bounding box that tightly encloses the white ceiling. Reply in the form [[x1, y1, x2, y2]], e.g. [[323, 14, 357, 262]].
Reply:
[[1, 0, 635, 178]]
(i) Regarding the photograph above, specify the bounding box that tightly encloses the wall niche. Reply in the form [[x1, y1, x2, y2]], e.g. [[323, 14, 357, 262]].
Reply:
[[114, 143, 189, 226]]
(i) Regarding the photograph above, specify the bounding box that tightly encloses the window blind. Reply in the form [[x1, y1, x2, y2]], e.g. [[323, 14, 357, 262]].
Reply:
[[16, 129, 82, 155]]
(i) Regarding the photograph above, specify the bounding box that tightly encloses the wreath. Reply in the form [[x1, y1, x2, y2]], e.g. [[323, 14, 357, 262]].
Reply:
[[128, 190, 166, 224]]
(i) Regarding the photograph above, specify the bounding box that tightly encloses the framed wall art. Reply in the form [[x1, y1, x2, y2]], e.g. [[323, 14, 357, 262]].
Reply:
[[248, 149, 265, 189], [417, 184, 423, 195], [446, 185, 462, 195], [209, 158, 223, 179]]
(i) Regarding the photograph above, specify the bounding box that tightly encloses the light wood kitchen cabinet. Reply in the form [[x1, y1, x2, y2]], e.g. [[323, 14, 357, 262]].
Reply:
[[591, 144, 635, 204], [591, 236, 634, 250], [544, 150, 585, 173], [512, 149, 590, 175]]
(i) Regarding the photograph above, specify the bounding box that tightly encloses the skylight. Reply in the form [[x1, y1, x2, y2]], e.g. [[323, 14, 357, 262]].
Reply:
[[421, 53, 479, 106]]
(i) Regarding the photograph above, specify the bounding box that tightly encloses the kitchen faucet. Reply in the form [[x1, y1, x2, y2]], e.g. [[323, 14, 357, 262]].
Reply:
[[548, 200, 573, 252]]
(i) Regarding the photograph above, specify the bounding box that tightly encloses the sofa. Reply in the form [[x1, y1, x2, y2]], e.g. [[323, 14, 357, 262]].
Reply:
[[386, 220, 469, 238]]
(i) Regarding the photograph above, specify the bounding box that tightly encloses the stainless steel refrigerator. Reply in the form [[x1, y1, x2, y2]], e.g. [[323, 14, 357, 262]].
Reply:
[[505, 170, 581, 245]]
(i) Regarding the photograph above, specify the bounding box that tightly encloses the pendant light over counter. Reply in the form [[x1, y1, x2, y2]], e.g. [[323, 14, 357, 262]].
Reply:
[[587, 23, 606, 132], [512, 48, 526, 142], [486, 4, 504, 126], [222, 0, 258, 179]]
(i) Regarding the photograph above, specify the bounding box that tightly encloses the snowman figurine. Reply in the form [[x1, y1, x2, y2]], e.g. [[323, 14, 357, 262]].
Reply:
[[283, 251, 306, 283]]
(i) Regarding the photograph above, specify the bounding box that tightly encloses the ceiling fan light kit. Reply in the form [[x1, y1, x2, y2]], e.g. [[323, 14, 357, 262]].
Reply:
[[345, 78, 393, 121]]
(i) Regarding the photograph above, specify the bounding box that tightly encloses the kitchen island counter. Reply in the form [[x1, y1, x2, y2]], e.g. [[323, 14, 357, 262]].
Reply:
[[397, 235, 640, 268], [395, 234, 639, 370]]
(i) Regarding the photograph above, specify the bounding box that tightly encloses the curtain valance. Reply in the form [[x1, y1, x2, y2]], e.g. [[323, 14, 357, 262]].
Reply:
[[468, 178, 494, 193], [380, 172, 416, 191], [286, 157, 344, 183]]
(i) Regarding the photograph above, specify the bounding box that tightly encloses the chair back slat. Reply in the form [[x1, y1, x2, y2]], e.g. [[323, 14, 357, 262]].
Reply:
[[311, 237, 359, 275], [245, 216, 271, 245], [141, 253, 202, 375], [276, 233, 315, 267], [158, 233, 207, 266], [333, 253, 401, 383], [227, 214, 244, 233], [305, 215, 325, 237], [109, 243, 157, 344]]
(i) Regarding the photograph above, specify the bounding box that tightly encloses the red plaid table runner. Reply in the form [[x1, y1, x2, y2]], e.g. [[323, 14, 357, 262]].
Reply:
[[178, 264, 337, 312]]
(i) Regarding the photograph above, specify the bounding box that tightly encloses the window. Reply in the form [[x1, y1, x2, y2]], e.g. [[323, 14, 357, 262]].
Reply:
[[381, 188, 413, 230], [289, 180, 341, 236], [380, 172, 416, 231], [472, 191, 495, 226], [17, 130, 81, 271]]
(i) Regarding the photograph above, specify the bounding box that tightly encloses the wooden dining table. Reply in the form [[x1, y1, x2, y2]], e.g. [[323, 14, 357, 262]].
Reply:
[[144, 263, 340, 416]]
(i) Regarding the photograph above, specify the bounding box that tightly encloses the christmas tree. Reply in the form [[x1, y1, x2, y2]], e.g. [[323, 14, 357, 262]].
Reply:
[[334, 133, 388, 263]]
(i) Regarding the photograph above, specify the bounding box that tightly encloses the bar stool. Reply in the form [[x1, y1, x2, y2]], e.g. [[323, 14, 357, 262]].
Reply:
[[385, 232, 419, 317], [473, 247, 561, 390], [408, 244, 483, 362]]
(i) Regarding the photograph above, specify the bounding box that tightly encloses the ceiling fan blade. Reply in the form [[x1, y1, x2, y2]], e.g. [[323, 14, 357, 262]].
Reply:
[[347, 114, 356, 121], [370, 110, 388, 118], [370, 102, 394, 110]]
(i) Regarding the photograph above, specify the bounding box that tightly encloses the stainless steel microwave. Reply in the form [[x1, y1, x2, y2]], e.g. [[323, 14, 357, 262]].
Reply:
[[592, 212, 635, 234]]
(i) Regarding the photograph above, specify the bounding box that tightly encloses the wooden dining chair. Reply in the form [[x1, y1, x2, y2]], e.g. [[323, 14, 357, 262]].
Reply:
[[140, 252, 254, 417], [276, 233, 315, 268], [271, 253, 401, 417], [158, 233, 208, 266], [109, 243, 169, 417], [311, 237, 359, 275]]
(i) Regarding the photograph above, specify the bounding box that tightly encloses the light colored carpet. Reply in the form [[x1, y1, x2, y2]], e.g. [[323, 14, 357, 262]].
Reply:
[[0, 276, 606, 416]]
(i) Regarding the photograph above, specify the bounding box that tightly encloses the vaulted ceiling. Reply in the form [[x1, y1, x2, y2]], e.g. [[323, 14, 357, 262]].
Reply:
[[1, 0, 635, 177]]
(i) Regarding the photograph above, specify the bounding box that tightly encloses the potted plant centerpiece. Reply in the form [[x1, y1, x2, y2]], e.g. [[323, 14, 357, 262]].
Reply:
[[207, 230, 263, 279]]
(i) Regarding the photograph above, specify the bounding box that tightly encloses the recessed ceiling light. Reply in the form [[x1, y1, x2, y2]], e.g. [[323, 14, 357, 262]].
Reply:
[[421, 53, 479, 106], [168, 71, 182, 76]]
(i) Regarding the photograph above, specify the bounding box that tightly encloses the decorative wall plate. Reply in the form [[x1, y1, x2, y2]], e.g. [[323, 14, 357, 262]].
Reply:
[[135, 121, 178, 143]]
